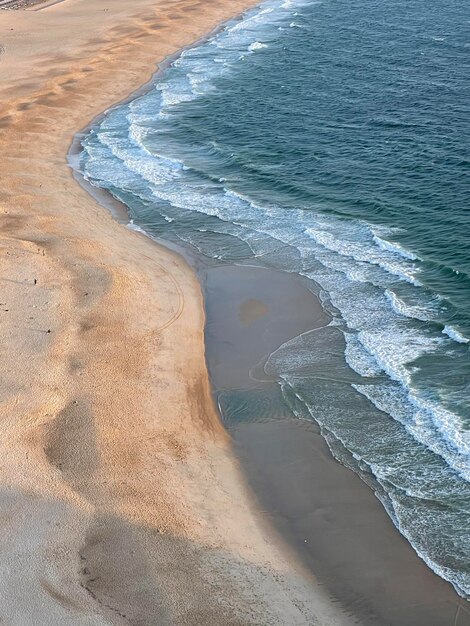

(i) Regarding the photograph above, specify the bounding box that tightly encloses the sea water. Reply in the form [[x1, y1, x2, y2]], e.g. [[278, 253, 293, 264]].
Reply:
[[80, 0, 470, 598]]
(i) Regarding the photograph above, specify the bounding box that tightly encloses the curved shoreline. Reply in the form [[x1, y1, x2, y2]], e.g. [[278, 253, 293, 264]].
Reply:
[[69, 5, 470, 625], [67, 10, 245, 254], [0, 0, 352, 623]]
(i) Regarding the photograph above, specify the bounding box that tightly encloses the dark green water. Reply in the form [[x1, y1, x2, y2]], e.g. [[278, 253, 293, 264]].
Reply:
[[80, 0, 470, 597]]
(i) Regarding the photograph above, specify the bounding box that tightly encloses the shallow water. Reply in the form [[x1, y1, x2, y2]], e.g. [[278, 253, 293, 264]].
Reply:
[[80, 0, 470, 598]]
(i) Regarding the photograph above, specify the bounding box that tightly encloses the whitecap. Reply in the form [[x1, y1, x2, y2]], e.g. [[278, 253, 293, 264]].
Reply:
[[385, 289, 432, 321], [372, 232, 419, 261], [443, 325, 469, 344], [248, 41, 268, 52]]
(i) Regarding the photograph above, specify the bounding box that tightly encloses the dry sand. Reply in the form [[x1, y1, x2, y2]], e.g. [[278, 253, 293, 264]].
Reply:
[[0, 0, 355, 623]]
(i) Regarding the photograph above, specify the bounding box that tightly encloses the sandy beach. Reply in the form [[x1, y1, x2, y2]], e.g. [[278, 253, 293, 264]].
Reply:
[[0, 0, 361, 623]]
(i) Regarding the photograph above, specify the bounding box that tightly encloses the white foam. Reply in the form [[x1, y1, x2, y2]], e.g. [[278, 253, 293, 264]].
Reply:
[[344, 333, 384, 377], [385, 289, 432, 321], [372, 232, 419, 261], [306, 227, 422, 286], [127, 220, 148, 235], [443, 325, 469, 344], [248, 41, 268, 51], [358, 327, 443, 386], [352, 358, 470, 482], [157, 83, 195, 107]]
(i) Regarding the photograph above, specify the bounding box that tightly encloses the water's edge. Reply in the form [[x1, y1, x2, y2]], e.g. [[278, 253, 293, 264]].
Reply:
[[68, 7, 470, 622]]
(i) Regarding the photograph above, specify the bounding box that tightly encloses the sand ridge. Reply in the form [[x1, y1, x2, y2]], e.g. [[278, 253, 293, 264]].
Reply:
[[0, 0, 353, 623]]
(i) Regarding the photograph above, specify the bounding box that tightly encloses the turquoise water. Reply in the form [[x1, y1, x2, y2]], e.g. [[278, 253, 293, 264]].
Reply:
[[80, 0, 470, 597]]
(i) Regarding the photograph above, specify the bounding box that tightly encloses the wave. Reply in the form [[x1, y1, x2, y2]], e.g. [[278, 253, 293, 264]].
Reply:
[[267, 328, 470, 596], [385, 288, 434, 320], [372, 230, 420, 261], [306, 226, 422, 286], [88, 108, 470, 482], [84, 104, 470, 476], [248, 41, 268, 51], [443, 324, 469, 344]]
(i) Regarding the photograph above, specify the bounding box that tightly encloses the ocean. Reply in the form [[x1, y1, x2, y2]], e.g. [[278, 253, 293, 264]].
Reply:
[[79, 0, 470, 599]]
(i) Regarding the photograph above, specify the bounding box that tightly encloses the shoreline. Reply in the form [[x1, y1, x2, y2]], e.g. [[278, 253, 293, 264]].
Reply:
[[69, 7, 470, 625], [0, 0, 354, 623], [67, 10, 249, 242], [202, 263, 470, 624]]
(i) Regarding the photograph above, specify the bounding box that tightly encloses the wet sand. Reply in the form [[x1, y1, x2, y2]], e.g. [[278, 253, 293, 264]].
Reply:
[[203, 262, 470, 625], [204, 265, 330, 389]]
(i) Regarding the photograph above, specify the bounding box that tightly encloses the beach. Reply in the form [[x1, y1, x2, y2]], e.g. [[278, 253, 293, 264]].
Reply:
[[0, 0, 354, 623], [2, 0, 470, 623]]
